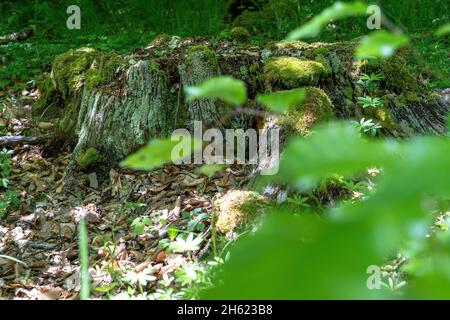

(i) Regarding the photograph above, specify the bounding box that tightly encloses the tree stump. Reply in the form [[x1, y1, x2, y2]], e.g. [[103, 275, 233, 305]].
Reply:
[[33, 36, 450, 180]]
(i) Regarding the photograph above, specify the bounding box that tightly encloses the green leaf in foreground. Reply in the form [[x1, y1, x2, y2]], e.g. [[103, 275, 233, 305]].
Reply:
[[435, 23, 450, 36], [185, 76, 247, 106], [78, 218, 90, 300], [121, 137, 201, 171], [272, 121, 398, 189], [204, 211, 386, 299], [205, 122, 450, 299], [257, 88, 306, 113], [286, 1, 368, 40], [355, 30, 409, 60], [447, 113, 450, 132]]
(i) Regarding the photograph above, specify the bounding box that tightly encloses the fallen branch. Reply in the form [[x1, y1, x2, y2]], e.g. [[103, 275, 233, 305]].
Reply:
[[0, 135, 51, 146], [0, 26, 35, 45]]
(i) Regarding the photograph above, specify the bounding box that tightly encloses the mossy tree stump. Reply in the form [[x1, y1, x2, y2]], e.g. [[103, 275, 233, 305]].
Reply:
[[34, 36, 450, 181]]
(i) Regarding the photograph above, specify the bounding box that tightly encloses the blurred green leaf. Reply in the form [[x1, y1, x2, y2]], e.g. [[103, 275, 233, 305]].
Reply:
[[206, 121, 450, 299], [355, 31, 409, 60], [196, 164, 226, 177], [271, 121, 398, 189], [286, 1, 368, 40], [257, 88, 306, 113], [204, 211, 387, 299], [168, 225, 180, 240], [185, 76, 247, 106], [78, 218, 90, 300], [121, 137, 200, 171], [435, 23, 450, 36]]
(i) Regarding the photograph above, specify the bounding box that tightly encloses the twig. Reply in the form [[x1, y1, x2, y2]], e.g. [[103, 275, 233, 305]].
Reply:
[[0, 254, 27, 267]]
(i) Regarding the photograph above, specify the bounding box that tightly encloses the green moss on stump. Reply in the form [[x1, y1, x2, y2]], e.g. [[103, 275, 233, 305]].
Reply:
[[34, 75, 59, 116], [46, 48, 124, 98], [51, 48, 98, 97], [230, 26, 251, 42], [281, 87, 334, 136], [187, 45, 217, 62], [273, 40, 309, 50], [263, 56, 328, 89], [77, 147, 100, 170], [84, 53, 124, 91], [364, 55, 421, 95]]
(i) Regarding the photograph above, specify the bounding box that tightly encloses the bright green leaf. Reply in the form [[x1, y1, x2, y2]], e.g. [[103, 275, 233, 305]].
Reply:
[[447, 113, 450, 131], [270, 121, 398, 189], [131, 216, 152, 236], [168, 225, 179, 240], [435, 23, 450, 36], [196, 164, 226, 177], [286, 1, 368, 40], [355, 30, 409, 60], [256, 88, 306, 113], [121, 137, 201, 171], [185, 76, 247, 106]]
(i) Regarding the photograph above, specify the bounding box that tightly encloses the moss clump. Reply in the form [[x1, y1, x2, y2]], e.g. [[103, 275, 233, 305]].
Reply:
[[34, 75, 61, 119], [47, 48, 124, 98], [313, 54, 332, 75], [230, 26, 251, 42], [215, 190, 265, 235], [273, 40, 309, 50], [151, 34, 172, 46], [151, 34, 180, 49], [84, 52, 124, 91], [263, 56, 328, 89], [76, 147, 100, 170], [187, 45, 218, 65], [343, 86, 354, 99], [302, 44, 332, 59], [51, 48, 99, 97], [280, 87, 334, 136], [364, 55, 421, 95], [374, 107, 397, 129]]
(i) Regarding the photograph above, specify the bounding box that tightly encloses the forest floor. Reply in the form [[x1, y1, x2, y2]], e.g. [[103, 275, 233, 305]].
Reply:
[[0, 88, 252, 299]]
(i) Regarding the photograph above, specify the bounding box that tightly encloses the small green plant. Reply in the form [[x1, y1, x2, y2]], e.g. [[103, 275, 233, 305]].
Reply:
[[0, 148, 13, 188], [0, 148, 19, 218], [131, 216, 152, 236], [169, 233, 204, 254], [122, 267, 157, 294], [285, 194, 311, 209], [0, 125, 10, 136], [0, 190, 20, 218], [357, 96, 384, 109], [182, 208, 210, 233], [356, 73, 384, 94], [353, 118, 382, 137]]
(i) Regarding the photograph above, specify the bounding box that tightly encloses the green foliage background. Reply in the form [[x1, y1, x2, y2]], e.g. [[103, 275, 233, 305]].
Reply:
[[0, 0, 448, 90]]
